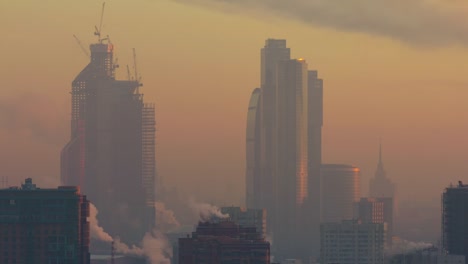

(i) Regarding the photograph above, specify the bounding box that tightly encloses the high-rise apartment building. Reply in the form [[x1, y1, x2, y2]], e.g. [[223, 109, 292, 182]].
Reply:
[[321, 164, 361, 222], [220, 206, 267, 238], [178, 221, 270, 264], [320, 220, 386, 264], [442, 182, 468, 264], [356, 197, 394, 247], [0, 178, 90, 264], [61, 39, 156, 245]]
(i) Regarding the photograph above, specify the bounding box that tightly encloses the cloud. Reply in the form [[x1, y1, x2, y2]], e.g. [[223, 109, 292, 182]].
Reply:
[[174, 0, 468, 46]]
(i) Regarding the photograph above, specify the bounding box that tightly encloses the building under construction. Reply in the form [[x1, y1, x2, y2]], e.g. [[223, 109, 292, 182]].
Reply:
[[61, 18, 156, 245]]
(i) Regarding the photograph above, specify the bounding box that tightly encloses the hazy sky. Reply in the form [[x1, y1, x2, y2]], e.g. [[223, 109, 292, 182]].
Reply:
[[1, 0, 467, 207]]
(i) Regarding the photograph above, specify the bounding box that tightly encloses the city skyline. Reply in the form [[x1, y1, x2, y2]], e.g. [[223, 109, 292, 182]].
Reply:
[[1, 0, 468, 227]]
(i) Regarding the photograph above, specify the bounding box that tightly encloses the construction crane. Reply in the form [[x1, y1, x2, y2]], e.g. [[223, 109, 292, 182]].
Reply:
[[94, 2, 106, 43], [126, 65, 132, 80], [133, 48, 143, 88], [73, 34, 90, 58]]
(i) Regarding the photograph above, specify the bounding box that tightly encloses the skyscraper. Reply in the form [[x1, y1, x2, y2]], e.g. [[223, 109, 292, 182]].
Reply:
[[246, 88, 262, 209], [61, 39, 156, 245], [0, 178, 90, 264], [369, 143, 395, 198], [274, 58, 309, 258], [321, 164, 361, 223], [259, 39, 291, 227], [306, 70, 323, 256], [442, 182, 468, 264], [246, 40, 325, 260]]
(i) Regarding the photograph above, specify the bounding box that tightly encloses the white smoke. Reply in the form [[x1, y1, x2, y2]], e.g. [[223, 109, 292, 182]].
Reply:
[[143, 230, 173, 264], [88, 203, 173, 264], [155, 201, 181, 232], [188, 199, 229, 222], [174, 0, 468, 46], [388, 238, 433, 255]]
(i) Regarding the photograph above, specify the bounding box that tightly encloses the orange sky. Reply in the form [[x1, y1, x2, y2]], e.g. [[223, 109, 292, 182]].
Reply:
[[1, 0, 467, 206]]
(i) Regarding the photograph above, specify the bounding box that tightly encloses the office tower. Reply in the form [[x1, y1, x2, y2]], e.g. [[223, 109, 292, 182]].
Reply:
[[246, 88, 262, 209], [0, 178, 90, 264], [275, 58, 308, 258], [259, 39, 291, 225], [320, 220, 385, 264], [369, 143, 396, 198], [442, 182, 468, 263], [321, 164, 361, 222], [220, 206, 267, 238], [306, 70, 323, 257], [61, 39, 156, 245], [356, 197, 394, 247], [178, 221, 270, 264], [246, 39, 324, 260]]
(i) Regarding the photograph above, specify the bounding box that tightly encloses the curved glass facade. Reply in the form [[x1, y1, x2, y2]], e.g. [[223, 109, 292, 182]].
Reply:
[[246, 88, 261, 209], [321, 164, 361, 223]]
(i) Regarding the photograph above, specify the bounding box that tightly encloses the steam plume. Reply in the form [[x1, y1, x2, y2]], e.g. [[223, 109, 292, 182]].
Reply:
[[388, 239, 433, 255], [175, 0, 468, 46], [88, 203, 143, 255], [89, 203, 173, 263], [189, 199, 229, 222], [143, 230, 172, 264], [155, 201, 181, 232]]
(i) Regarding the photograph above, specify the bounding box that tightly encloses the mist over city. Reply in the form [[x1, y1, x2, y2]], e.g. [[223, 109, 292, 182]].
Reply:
[[1, 0, 468, 263]]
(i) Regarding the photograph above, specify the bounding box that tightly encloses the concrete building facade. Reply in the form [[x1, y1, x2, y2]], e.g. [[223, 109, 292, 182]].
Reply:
[[356, 197, 394, 247], [178, 221, 270, 264], [0, 178, 90, 264], [321, 220, 385, 264], [442, 182, 468, 263], [220, 206, 267, 238]]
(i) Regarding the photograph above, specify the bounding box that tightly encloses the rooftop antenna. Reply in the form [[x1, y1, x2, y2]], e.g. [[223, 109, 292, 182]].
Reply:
[[94, 2, 106, 43], [73, 35, 90, 58]]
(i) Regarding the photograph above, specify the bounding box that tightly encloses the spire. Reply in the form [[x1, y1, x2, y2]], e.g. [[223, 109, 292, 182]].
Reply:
[[379, 138, 382, 165], [375, 138, 386, 179]]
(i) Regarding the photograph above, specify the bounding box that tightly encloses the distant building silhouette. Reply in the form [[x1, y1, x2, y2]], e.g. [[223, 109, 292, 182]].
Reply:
[[246, 39, 324, 261], [321, 220, 385, 264], [369, 142, 396, 198], [356, 197, 394, 248], [306, 70, 323, 257], [246, 88, 262, 209], [259, 39, 291, 233], [178, 221, 270, 264], [275, 58, 309, 259], [61, 39, 156, 245], [442, 182, 468, 264], [321, 164, 361, 223], [0, 178, 90, 264]]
